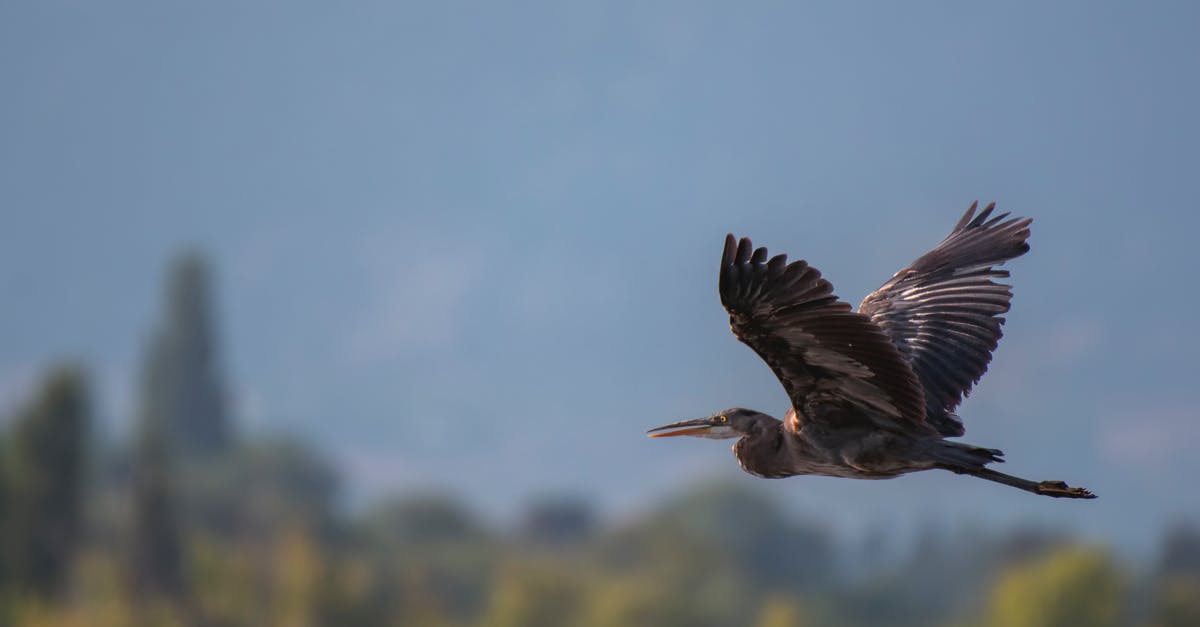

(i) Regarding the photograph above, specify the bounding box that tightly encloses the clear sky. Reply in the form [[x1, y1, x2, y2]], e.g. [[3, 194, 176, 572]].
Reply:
[[2, 1, 1198, 553]]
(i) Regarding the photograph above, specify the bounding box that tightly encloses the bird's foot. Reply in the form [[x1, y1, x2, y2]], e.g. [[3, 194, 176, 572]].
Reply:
[[1036, 480, 1096, 499]]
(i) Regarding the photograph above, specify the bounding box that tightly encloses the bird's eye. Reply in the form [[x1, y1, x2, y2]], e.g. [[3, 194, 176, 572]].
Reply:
[[719, 415, 728, 423]]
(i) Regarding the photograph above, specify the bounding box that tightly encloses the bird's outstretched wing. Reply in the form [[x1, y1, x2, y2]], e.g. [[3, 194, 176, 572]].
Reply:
[[858, 202, 1031, 437], [720, 234, 929, 433]]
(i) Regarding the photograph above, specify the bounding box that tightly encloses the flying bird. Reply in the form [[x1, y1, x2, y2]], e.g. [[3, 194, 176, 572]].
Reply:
[[648, 202, 1094, 499]]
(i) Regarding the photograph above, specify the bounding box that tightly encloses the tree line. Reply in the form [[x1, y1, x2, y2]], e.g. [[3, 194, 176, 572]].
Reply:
[[0, 253, 1197, 626]]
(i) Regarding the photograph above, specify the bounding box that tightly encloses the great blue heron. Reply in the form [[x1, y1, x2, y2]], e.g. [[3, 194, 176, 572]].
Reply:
[[648, 203, 1094, 499]]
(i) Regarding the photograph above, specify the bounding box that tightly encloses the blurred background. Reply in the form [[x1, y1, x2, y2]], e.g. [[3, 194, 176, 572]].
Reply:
[[2, 2, 1199, 626]]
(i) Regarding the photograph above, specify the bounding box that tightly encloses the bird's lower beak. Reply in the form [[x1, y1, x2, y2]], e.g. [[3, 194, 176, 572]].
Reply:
[[647, 417, 714, 438]]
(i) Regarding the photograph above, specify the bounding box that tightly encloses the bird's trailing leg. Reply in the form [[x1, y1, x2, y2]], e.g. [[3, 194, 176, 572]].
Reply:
[[944, 466, 1096, 499]]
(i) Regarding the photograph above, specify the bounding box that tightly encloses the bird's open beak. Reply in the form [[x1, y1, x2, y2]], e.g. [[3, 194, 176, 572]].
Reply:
[[647, 417, 715, 438]]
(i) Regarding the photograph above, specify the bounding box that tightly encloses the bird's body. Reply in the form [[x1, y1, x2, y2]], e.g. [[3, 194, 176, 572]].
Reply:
[[734, 408, 925, 479], [649, 203, 1094, 499]]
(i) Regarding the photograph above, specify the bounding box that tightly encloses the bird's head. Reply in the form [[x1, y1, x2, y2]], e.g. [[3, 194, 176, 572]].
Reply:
[[647, 408, 771, 440]]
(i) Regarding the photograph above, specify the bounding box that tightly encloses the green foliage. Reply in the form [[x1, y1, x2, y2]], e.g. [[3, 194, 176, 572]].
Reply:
[[0, 380, 1194, 627], [655, 482, 833, 593], [576, 574, 698, 627], [480, 562, 583, 627], [581, 483, 830, 627], [975, 546, 1126, 627], [831, 525, 1071, 627], [755, 595, 807, 627], [360, 495, 496, 625], [1148, 575, 1200, 627], [595, 482, 831, 604], [1, 367, 89, 601], [188, 525, 329, 627], [181, 437, 340, 539], [362, 494, 486, 549]]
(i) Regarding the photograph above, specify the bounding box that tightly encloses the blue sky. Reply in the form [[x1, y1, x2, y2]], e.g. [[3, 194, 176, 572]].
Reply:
[[2, 1, 1198, 553]]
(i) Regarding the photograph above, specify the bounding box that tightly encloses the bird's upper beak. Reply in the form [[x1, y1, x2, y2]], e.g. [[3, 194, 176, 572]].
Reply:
[[647, 417, 720, 438]]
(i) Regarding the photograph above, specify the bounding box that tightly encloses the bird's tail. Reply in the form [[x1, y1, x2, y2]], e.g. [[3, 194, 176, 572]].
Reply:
[[930, 440, 1004, 469]]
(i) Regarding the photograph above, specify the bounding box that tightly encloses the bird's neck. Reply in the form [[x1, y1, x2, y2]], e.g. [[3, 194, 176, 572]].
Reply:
[[733, 417, 792, 479]]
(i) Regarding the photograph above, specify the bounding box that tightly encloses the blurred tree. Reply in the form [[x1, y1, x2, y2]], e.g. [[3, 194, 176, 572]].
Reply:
[[754, 594, 806, 627], [1, 367, 89, 600], [270, 526, 322, 627], [1148, 522, 1200, 627], [149, 252, 230, 460], [130, 346, 185, 602], [1158, 522, 1200, 576], [128, 250, 238, 615], [393, 566, 463, 627], [71, 550, 140, 627], [362, 494, 486, 549], [987, 527, 1069, 566], [315, 553, 381, 627], [653, 483, 833, 593], [518, 496, 595, 546], [188, 534, 264, 626], [833, 524, 1071, 627], [479, 563, 581, 627], [577, 575, 697, 627], [237, 438, 338, 537], [591, 526, 749, 626], [976, 546, 1126, 627], [1148, 575, 1200, 627], [0, 423, 7, 594], [360, 494, 494, 624], [588, 485, 789, 627], [182, 437, 340, 540]]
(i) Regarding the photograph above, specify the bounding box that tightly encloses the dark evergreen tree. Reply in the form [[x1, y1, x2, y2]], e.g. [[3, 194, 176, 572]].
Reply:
[[128, 251, 231, 604], [153, 252, 231, 459], [0, 366, 89, 599]]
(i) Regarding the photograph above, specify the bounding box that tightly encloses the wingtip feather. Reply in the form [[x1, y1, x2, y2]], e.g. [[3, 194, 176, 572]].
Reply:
[[953, 201, 980, 231], [736, 237, 753, 264]]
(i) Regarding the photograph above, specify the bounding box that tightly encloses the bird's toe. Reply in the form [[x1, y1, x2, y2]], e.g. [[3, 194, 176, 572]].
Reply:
[[1036, 480, 1096, 499]]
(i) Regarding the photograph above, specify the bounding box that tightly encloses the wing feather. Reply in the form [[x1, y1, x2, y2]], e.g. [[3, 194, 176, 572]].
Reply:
[[859, 202, 1031, 436], [720, 234, 929, 432]]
